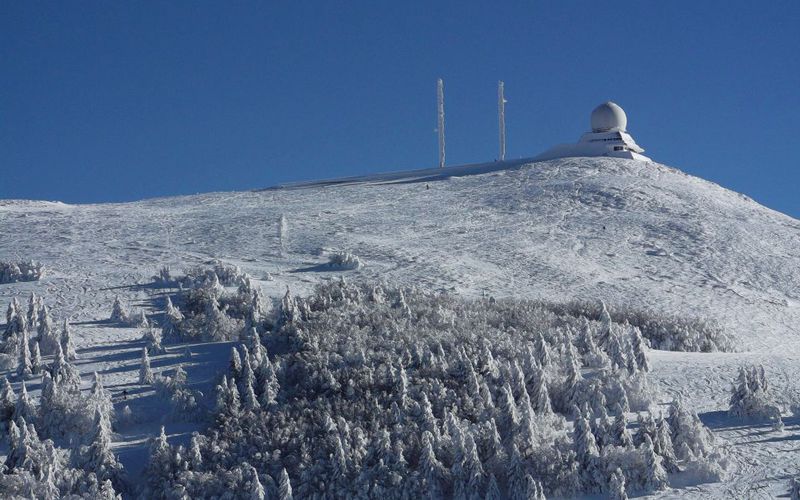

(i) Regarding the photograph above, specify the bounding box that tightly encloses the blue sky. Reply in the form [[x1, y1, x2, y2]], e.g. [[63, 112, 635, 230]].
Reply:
[[2, 2, 799, 216]]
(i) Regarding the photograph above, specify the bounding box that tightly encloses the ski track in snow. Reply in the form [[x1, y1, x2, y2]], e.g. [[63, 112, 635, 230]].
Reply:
[[2, 157, 800, 497]]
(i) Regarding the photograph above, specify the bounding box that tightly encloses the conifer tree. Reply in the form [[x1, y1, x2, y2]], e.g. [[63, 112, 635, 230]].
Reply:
[[61, 319, 78, 360], [278, 467, 293, 500], [242, 368, 260, 412], [229, 347, 242, 381], [609, 468, 627, 500], [37, 304, 59, 354], [86, 406, 123, 486], [612, 406, 633, 448], [533, 331, 550, 367], [630, 327, 649, 372], [607, 334, 626, 372], [485, 473, 501, 500], [98, 479, 119, 500], [90, 372, 114, 430], [50, 343, 81, 393], [0, 376, 15, 423], [641, 435, 668, 491], [597, 301, 613, 348], [463, 433, 485, 497], [13, 381, 38, 424], [6, 298, 17, 326], [249, 464, 266, 500], [139, 347, 154, 384], [655, 417, 678, 472], [4, 298, 26, 344], [143, 426, 172, 496], [110, 297, 129, 324], [524, 475, 546, 500], [419, 431, 444, 499], [26, 293, 39, 332], [17, 327, 32, 378], [31, 341, 42, 375], [506, 444, 527, 500], [530, 363, 552, 415], [189, 434, 203, 470], [497, 382, 519, 431]]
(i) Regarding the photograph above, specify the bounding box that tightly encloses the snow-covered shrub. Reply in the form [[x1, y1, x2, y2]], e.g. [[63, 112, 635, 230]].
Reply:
[[0, 260, 45, 283], [729, 365, 782, 428], [548, 300, 734, 352], [144, 281, 721, 498], [325, 251, 363, 270]]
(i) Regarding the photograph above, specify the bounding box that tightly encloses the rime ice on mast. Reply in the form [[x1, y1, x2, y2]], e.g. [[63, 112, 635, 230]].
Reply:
[[534, 101, 651, 162]]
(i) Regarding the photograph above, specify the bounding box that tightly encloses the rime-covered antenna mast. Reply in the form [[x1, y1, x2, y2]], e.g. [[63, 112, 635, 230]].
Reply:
[[498, 81, 506, 161], [437, 78, 445, 168]]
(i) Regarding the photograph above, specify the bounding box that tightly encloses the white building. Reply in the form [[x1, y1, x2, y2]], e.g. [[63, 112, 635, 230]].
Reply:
[[534, 101, 651, 162]]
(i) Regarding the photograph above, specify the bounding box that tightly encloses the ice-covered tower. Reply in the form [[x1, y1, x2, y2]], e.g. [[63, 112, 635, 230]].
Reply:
[[534, 101, 651, 162]]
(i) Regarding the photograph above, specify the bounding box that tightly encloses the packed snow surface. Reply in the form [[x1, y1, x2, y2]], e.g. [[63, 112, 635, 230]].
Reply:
[[2, 157, 800, 497]]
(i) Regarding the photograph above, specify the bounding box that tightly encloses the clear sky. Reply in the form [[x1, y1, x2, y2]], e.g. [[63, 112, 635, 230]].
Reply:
[[2, 2, 799, 216]]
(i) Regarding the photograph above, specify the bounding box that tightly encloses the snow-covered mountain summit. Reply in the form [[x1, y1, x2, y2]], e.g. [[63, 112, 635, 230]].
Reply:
[[2, 157, 799, 348]]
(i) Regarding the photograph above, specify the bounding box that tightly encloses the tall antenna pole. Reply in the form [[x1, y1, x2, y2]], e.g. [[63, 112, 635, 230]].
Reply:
[[437, 78, 445, 168], [498, 81, 506, 161]]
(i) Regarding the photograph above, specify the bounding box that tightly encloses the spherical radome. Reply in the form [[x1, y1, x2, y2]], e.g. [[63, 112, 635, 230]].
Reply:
[[590, 101, 627, 132]]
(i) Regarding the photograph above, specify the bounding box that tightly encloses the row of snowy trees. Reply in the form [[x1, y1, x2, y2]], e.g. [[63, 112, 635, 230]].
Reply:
[[3, 294, 78, 380], [137, 279, 723, 499], [0, 368, 123, 497], [0, 292, 127, 497], [0, 260, 44, 284], [548, 300, 734, 352]]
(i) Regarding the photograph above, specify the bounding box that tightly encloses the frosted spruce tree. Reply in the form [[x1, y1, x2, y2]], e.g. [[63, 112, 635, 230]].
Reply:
[[139, 347, 154, 384], [37, 304, 60, 354], [61, 319, 78, 360], [13, 380, 38, 424], [17, 327, 33, 378], [50, 343, 82, 394], [142, 426, 172, 497], [85, 406, 124, 488], [26, 293, 40, 332], [609, 468, 627, 500], [31, 341, 42, 375], [0, 376, 15, 424], [248, 463, 265, 500], [161, 296, 184, 340], [4, 298, 27, 345], [641, 435, 668, 491], [277, 467, 293, 500], [109, 297, 129, 324]]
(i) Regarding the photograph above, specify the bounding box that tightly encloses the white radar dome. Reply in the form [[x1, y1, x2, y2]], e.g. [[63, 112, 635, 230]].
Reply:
[[590, 101, 627, 132]]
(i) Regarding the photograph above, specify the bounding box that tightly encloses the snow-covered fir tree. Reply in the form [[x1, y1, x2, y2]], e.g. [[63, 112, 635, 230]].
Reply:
[[109, 297, 129, 324], [277, 467, 293, 500], [37, 304, 60, 355], [139, 347, 154, 384], [84, 406, 124, 488], [31, 341, 42, 375], [609, 467, 627, 500], [17, 327, 33, 378]]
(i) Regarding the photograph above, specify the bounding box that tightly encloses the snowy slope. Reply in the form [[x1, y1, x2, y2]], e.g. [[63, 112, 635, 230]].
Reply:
[[2, 157, 800, 497]]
